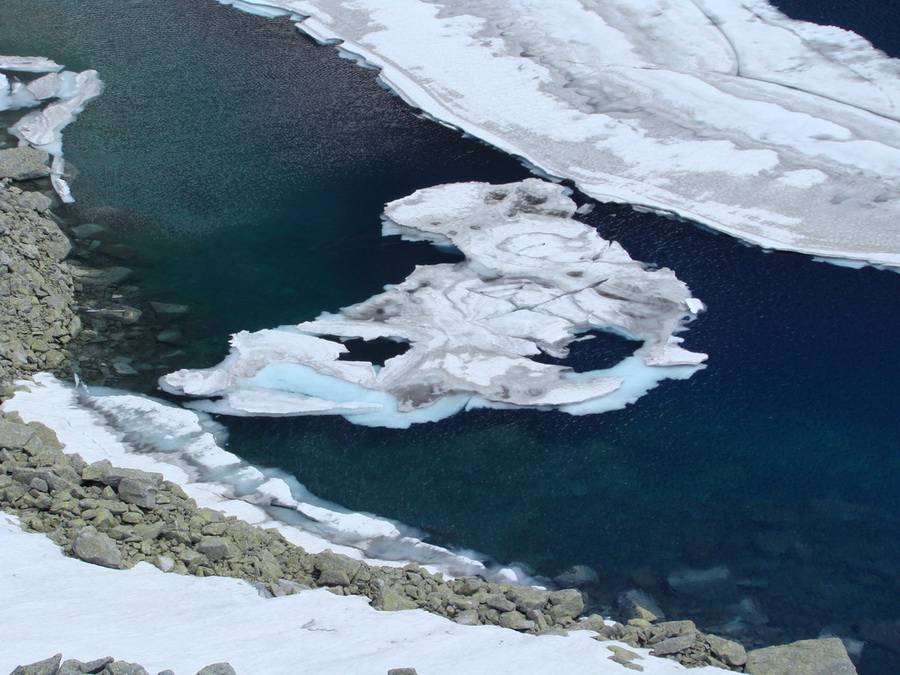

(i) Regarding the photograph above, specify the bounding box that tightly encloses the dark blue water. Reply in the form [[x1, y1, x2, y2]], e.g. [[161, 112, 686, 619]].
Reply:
[[2, 1, 898, 672]]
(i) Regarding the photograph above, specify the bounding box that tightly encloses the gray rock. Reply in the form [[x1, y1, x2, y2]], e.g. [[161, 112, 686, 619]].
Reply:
[[618, 589, 665, 623], [485, 594, 516, 613], [0, 414, 36, 450], [387, 670, 418, 675], [59, 656, 114, 674], [547, 588, 584, 624], [454, 609, 481, 626], [650, 632, 697, 656], [156, 671, 175, 675], [195, 664, 236, 675], [505, 584, 549, 612], [101, 467, 163, 487], [667, 566, 733, 597], [746, 637, 857, 675], [705, 633, 748, 667], [72, 525, 124, 568], [196, 536, 238, 561], [104, 662, 149, 675], [498, 610, 535, 631], [0, 147, 51, 181], [71, 223, 108, 239], [16, 191, 53, 212], [553, 564, 599, 588], [117, 478, 158, 509], [10, 654, 62, 675]]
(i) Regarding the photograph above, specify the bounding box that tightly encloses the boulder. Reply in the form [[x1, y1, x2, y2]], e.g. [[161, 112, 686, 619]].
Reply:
[[667, 566, 733, 596], [104, 661, 149, 675], [58, 656, 114, 674], [72, 525, 124, 568], [547, 588, 584, 624], [745, 637, 857, 675], [195, 664, 236, 675], [10, 654, 62, 675], [554, 564, 599, 588], [618, 589, 665, 623], [705, 633, 748, 668], [0, 147, 51, 181], [650, 632, 697, 656], [117, 478, 158, 508]]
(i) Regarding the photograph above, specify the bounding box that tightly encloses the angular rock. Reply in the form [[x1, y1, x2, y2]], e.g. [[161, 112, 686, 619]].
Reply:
[[498, 610, 535, 631], [105, 662, 149, 675], [547, 588, 584, 624], [667, 566, 732, 597], [0, 147, 51, 181], [10, 654, 62, 675], [454, 609, 481, 626], [117, 478, 158, 508], [745, 637, 857, 675], [195, 664, 236, 675], [554, 564, 599, 588], [72, 525, 123, 568], [650, 632, 697, 656], [618, 589, 665, 623], [59, 656, 114, 674], [705, 633, 748, 668], [387, 670, 419, 675]]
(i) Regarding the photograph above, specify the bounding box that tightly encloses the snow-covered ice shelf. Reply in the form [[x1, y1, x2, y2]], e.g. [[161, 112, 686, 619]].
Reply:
[[216, 0, 900, 268], [163, 180, 706, 427]]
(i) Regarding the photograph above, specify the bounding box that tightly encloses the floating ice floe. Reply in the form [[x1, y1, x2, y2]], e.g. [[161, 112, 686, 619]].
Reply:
[[0, 55, 102, 202], [214, 0, 900, 268], [163, 179, 706, 427], [2, 374, 524, 581]]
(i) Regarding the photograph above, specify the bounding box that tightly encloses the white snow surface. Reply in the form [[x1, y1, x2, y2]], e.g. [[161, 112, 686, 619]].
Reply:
[[163, 180, 706, 427], [1, 374, 522, 581], [214, 0, 900, 268], [0, 55, 102, 202], [0, 513, 729, 675]]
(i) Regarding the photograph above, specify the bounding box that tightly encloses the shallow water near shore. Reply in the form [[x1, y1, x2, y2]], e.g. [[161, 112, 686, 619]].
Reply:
[[2, 0, 899, 672]]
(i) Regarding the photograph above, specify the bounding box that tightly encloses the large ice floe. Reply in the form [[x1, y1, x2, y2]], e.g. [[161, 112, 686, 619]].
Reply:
[[0, 55, 102, 202], [163, 179, 706, 427], [216, 0, 900, 268]]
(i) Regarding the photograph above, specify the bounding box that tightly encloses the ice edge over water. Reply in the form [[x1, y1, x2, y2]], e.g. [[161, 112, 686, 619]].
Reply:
[[163, 180, 706, 427], [2, 374, 530, 583], [0, 55, 103, 202], [214, 0, 900, 269]]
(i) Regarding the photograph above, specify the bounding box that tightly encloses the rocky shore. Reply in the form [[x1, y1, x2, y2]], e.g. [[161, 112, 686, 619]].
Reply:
[[0, 147, 861, 675]]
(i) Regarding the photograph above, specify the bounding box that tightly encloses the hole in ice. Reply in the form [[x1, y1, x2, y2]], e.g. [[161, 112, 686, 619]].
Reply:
[[332, 336, 411, 367], [534, 330, 643, 372]]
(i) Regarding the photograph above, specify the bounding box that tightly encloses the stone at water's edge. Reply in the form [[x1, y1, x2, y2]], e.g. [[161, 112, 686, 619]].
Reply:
[[0, 183, 80, 382], [0, 148, 51, 181], [745, 637, 857, 675]]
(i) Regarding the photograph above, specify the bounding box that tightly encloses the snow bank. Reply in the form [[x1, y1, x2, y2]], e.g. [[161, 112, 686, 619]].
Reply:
[[1, 374, 525, 581], [163, 180, 706, 427], [0, 55, 102, 202], [0, 514, 729, 674], [212, 0, 900, 268]]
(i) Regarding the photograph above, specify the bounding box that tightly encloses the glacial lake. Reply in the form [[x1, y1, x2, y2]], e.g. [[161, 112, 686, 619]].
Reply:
[[1, 0, 898, 671]]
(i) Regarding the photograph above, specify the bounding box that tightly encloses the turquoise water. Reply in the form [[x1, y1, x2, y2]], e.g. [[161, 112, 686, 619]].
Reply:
[[2, 1, 899, 671]]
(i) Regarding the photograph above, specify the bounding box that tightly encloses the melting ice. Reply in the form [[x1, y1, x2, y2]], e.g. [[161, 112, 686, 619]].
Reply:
[[0, 55, 102, 202], [163, 180, 706, 428], [215, 0, 900, 268]]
